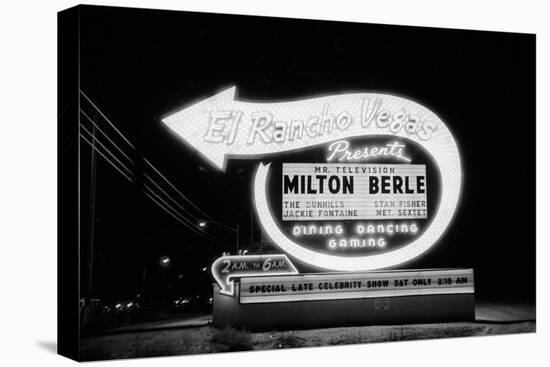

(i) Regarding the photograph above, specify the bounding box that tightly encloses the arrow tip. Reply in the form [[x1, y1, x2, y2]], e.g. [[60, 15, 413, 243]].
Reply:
[[219, 85, 237, 100], [161, 85, 238, 171]]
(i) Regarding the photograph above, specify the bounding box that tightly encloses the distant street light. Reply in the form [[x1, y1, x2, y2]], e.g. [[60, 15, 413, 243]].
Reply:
[[159, 256, 171, 268], [197, 219, 240, 253]]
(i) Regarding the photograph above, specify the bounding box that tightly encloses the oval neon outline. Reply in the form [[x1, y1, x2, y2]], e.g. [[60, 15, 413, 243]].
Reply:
[[253, 100, 461, 271]]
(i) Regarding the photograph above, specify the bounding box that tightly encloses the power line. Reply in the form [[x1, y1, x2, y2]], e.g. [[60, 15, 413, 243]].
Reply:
[[79, 128, 233, 248], [80, 90, 215, 222], [79, 129, 232, 247], [79, 122, 217, 241], [80, 110, 207, 222], [79, 91, 238, 243]]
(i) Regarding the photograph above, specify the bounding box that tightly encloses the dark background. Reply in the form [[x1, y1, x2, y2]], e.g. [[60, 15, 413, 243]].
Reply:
[[71, 5, 535, 304]]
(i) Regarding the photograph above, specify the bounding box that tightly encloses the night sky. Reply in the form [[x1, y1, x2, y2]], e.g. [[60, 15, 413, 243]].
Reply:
[[71, 5, 535, 303]]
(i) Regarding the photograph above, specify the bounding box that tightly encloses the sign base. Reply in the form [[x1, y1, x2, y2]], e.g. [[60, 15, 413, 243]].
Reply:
[[213, 269, 475, 331]]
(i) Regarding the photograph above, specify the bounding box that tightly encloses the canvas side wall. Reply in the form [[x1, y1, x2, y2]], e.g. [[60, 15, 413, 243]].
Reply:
[[58, 5, 81, 361]]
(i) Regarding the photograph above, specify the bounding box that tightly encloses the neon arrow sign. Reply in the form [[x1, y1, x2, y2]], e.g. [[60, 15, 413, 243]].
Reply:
[[211, 254, 298, 296], [164, 86, 461, 271], [162, 86, 453, 171]]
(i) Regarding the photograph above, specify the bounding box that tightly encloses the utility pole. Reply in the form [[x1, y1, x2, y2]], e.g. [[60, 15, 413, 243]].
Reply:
[[86, 119, 97, 299], [250, 206, 254, 244], [236, 222, 240, 254]]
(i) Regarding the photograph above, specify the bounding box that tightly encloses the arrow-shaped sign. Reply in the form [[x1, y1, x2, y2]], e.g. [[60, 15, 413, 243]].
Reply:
[[166, 86, 461, 272], [211, 254, 298, 296], [162, 86, 454, 171]]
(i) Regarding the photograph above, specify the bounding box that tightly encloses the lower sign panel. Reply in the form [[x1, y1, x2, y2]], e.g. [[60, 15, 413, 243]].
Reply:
[[239, 269, 474, 304]]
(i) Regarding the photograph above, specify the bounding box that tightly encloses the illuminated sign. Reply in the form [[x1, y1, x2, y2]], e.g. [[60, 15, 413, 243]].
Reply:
[[282, 163, 427, 221], [162, 87, 455, 172], [164, 86, 461, 272], [239, 269, 474, 304], [211, 254, 298, 295]]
